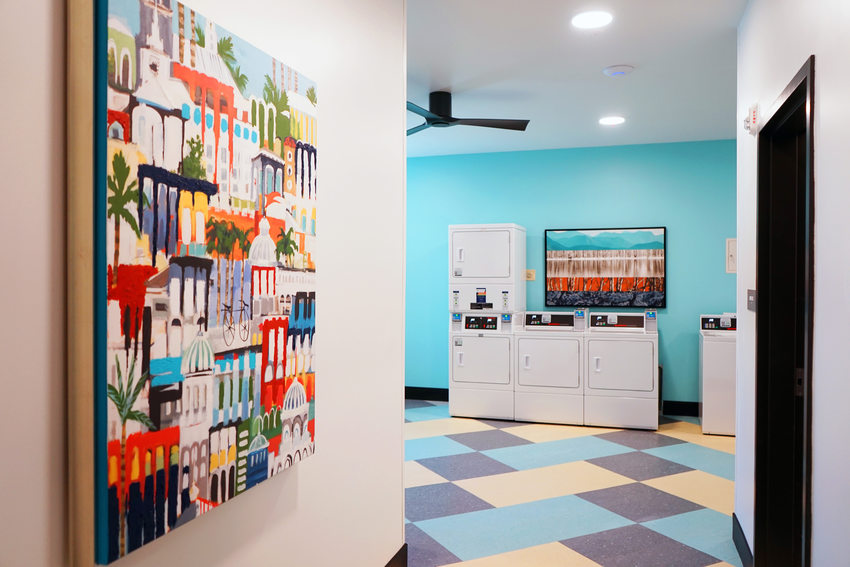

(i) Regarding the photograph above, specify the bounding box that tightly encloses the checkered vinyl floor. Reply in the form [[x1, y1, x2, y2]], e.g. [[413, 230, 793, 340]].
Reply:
[[404, 401, 741, 567]]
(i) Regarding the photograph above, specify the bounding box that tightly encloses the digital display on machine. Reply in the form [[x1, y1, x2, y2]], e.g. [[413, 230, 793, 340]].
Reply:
[[465, 316, 498, 330], [591, 314, 646, 328], [525, 313, 575, 326]]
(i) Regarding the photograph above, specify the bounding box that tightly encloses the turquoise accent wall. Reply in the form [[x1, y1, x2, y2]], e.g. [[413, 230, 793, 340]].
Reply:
[[406, 140, 736, 403]]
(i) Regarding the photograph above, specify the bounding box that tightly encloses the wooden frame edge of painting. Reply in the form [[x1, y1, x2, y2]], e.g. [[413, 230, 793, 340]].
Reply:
[[68, 0, 96, 565], [544, 227, 667, 309], [69, 1, 320, 562]]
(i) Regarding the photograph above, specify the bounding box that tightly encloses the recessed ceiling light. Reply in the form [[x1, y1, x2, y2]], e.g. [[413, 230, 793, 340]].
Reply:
[[599, 116, 625, 126], [603, 65, 634, 77], [571, 11, 613, 29]]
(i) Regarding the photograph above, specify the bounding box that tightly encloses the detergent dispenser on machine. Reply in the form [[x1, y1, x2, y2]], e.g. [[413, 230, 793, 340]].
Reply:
[[699, 314, 737, 435], [513, 310, 586, 425], [585, 310, 659, 430]]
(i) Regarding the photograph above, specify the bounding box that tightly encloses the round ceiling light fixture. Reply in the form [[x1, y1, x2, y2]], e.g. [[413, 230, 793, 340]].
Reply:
[[571, 10, 614, 29], [603, 64, 635, 77], [599, 115, 626, 126]]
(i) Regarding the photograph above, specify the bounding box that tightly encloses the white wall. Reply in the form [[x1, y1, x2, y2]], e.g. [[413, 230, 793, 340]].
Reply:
[[0, 0, 407, 566], [736, 0, 850, 561]]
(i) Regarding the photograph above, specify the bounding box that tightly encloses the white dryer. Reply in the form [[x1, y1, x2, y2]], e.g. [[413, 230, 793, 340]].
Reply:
[[448, 224, 526, 314], [585, 311, 659, 430], [699, 314, 736, 435], [514, 310, 587, 425], [449, 312, 515, 420]]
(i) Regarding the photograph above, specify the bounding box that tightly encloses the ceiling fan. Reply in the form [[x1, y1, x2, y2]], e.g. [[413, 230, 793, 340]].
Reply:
[[407, 91, 530, 136]]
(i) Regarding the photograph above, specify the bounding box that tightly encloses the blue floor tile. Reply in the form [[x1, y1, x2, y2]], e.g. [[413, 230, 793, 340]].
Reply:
[[405, 404, 451, 422], [643, 509, 744, 567], [405, 436, 474, 461], [483, 435, 634, 470], [644, 444, 735, 481], [406, 523, 461, 567], [415, 495, 633, 561]]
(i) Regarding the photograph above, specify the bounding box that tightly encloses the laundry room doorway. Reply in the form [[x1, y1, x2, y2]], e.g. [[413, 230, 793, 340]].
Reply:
[[753, 55, 815, 567]]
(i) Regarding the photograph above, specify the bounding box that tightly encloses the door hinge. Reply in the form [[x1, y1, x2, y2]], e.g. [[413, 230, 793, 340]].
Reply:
[[795, 367, 804, 397]]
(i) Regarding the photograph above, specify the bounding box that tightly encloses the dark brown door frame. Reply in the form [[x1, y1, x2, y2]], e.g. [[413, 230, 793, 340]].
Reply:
[[753, 55, 814, 567]]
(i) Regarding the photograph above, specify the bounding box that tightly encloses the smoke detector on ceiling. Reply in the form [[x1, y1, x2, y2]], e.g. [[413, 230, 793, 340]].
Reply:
[[603, 65, 635, 77]]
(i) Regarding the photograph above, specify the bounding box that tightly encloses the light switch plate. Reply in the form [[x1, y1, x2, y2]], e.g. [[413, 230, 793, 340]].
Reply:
[[526, 269, 536, 281], [747, 289, 757, 312]]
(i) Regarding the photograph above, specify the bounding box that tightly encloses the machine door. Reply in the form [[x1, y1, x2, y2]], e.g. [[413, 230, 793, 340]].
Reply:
[[452, 336, 511, 384], [587, 339, 654, 391], [451, 230, 511, 278], [517, 337, 580, 389]]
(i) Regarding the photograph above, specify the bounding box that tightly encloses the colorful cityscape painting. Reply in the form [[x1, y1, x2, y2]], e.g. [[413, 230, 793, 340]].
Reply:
[[545, 228, 666, 307], [98, 1, 317, 561]]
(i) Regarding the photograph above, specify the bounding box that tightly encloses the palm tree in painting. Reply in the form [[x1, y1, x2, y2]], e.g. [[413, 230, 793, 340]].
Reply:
[[305, 85, 317, 106], [106, 355, 155, 557], [262, 75, 291, 147], [229, 65, 249, 95], [217, 36, 236, 67], [217, 36, 248, 94], [275, 226, 298, 268], [195, 24, 205, 48], [205, 218, 228, 324], [234, 226, 253, 320], [107, 151, 141, 286]]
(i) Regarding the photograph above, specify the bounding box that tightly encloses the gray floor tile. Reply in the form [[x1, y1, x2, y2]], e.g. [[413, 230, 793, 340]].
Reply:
[[405, 523, 461, 567], [417, 451, 516, 481], [561, 524, 719, 567], [406, 399, 437, 409], [475, 418, 524, 429], [405, 482, 494, 522], [448, 429, 532, 451], [587, 451, 694, 481], [576, 483, 703, 523], [595, 430, 686, 450]]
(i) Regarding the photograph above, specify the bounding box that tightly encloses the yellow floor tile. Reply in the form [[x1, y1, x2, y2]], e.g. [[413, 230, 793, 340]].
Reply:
[[404, 460, 448, 488], [455, 461, 633, 508], [404, 417, 494, 440], [658, 420, 736, 454], [643, 470, 735, 515], [664, 431, 735, 454], [658, 420, 702, 434], [507, 423, 621, 443], [442, 542, 602, 567]]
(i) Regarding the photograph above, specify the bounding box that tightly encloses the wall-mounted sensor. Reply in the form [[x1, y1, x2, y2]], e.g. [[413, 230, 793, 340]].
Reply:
[[603, 65, 634, 77]]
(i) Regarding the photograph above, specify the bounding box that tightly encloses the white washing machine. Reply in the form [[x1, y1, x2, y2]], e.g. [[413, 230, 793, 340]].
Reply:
[[585, 311, 659, 430], [699, 314, 736, 436], [514, 310, 586, 425], [448, 224, 526, 315], [449, 312, 515, 420]]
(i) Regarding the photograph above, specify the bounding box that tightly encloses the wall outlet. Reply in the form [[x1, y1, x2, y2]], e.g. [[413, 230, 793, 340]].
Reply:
[[526, 269, 536, 281]]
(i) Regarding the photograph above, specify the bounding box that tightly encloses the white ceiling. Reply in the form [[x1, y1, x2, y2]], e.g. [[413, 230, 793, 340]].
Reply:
[[406, 0, 747, 157]]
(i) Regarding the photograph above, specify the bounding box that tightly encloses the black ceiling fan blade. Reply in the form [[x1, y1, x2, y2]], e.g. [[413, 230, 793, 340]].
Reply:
[[407, 101, 441, 121], [407, 123, 432, 136], [453, 118, 530, 131]]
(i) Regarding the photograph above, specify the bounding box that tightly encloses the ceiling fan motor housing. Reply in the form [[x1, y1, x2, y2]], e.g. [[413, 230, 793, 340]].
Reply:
[[429, 91, 453, 121]]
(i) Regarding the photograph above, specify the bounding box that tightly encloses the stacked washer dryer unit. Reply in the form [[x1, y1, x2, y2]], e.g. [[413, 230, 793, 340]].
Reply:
[[448, 224, 526, 420], [699, 313, 737, 435], [584, 311, 659, 430], [514, 310, 586, 425]]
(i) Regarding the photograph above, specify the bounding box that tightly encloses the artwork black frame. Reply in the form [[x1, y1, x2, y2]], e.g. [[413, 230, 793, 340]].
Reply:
[[544, 226, 667, 308]]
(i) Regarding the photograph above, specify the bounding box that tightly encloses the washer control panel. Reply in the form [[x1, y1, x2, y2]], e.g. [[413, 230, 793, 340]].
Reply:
[[700, 314, 736, 330]]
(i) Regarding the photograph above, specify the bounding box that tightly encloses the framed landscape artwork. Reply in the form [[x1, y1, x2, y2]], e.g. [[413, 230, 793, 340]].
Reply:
[[545, 227, 666, 308], [71, 0, 318, 562]]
